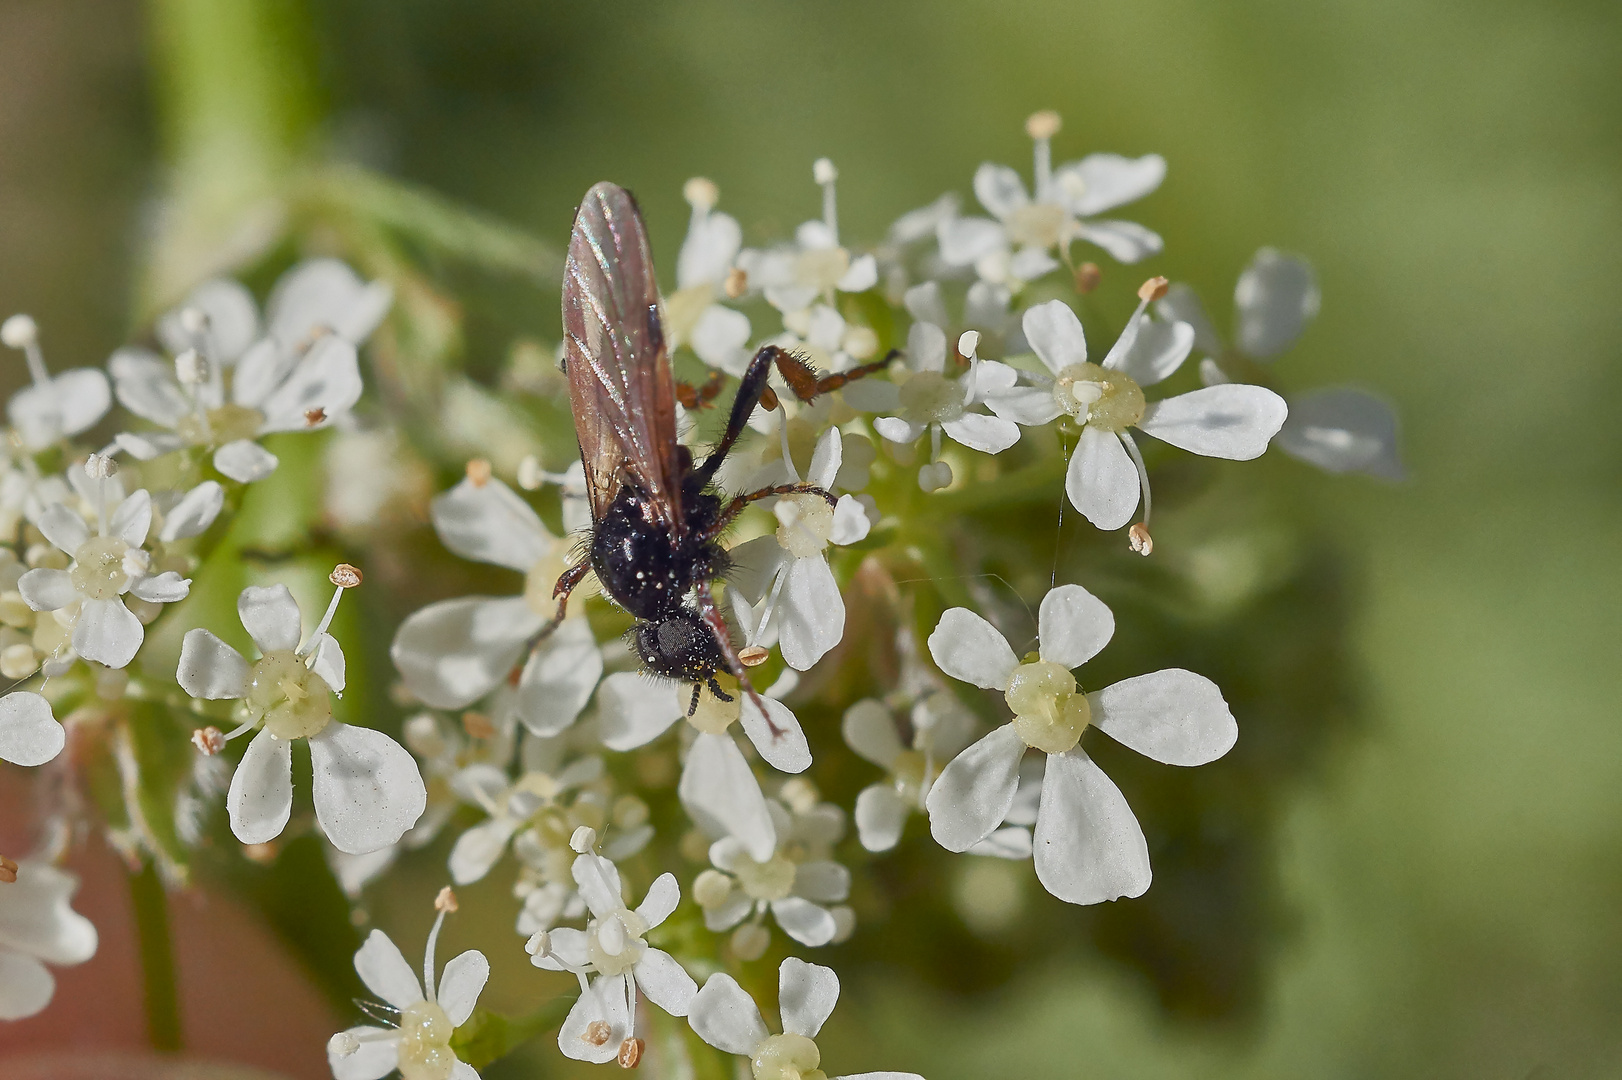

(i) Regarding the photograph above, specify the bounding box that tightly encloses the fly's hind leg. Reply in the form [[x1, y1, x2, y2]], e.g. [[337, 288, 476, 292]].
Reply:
[[523, 558, 592, 653]]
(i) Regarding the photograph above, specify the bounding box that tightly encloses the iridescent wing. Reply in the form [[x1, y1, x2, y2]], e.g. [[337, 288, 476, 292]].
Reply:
[[562, 182, 682, 531]]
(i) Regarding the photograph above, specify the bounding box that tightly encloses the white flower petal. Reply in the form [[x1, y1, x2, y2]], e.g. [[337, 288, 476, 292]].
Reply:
[[18, 568, 77, 612], [903, 281, 949, 328], [1033, 747, 1151, 904], [1276, 387, 1405, 479], [159, 278, 260, 361], [1065, 426, 1138, 530], [678, 211, 742, 289], [634, 947, 697, 1016], [1059, 153, 1166, 216], [0, 952, 56, 1021], [1108, 318, 1194, 388], [109, 348, 190, 426], [159, 481, 225, 542], [973, 162, 1030, 218], [1075, 220, 1164, 264], [106, 490, 152, 547], [854, 784, 909, 852], [572, 852, 624, 918], [231, 338, 297, 411], [559, 974, 632, 1063], [940, 412, 1020, 454], [636, 872, 681, 929], [1137, 384, 1288, 460], [1156, 284, 1226, 357], [807, 427, 843, 490], [829, 495, 870, 546], [596, 671, 684, 751], [738, 694, 812, 774], [1235, 248, 1320, 360], [841, 377, 900, 413], [691, 305, 753, 375], [329, 1026, 398, 1080], [842, 699, 903, 769], [227, 728, 293, 845], [0, 862, 97, 964], [73, 597, 143, 668], [390, 596, 545, 710], [213, 439, 279, 483], [907, 322, 947, 374], [1090, 668, 1237, 766], [793, 860, 850, 903], [431, 475, 551, 572], [966, 825, 1034, 859], [927, 607, 1017, 690], [516, 617, 602, 737], [0, 693, 63, 767], [679, 733, 776, 861], [1008, 246, 1060, 283], [925, 725, 1026, 852], [258, 336, 362, 432], [353, 928, 423, 1009], [936, 216, 1007, 266], [268, 259, 392, 346], [837, 254, 878, 293], [689, 972, 769, 1056], [448, 817, 517, 885], [309, 723, 428, 855], [129, 571, 190, 604], [1021, 300, 1088, 375], [772, 897, 836, 946], [238, 583, 303, 654], [308, 633, 346, 694], [778, 956, 840, 1038], [776, 557, 844, 673], [1037, 583, 1115, 670], [34, 504, 89, 555], [436, 949, 489, 1026], [985, 385, 1063, 427], [872, 416, 925, 445], [176, 629, 250, 699], [10, 370, 112, 446]]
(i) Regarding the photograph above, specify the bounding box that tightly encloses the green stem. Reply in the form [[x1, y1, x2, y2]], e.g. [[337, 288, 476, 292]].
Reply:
[[130, 859, 183, 1051]]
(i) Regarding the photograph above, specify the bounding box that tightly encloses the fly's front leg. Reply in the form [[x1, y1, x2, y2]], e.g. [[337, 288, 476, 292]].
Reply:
[[524, 558, 592, 651], [699, 482, 836, 543], [691, 579, 782, 737]]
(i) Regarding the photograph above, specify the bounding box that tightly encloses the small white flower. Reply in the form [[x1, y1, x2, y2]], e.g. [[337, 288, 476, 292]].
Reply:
[[986, 286, 1287, 547], [530, 853, 697, 1065], [691, 791, 851, 949], [664, 177, 754, 376], [0, 692, 63, 767], [178, 573, 427, 854], [938, 110, 1166, 287], [1, 314, 112, 451], [924, 584, 1237, 905], [1158, 249, 1404, 479], [156, 278, 261, 366], [727, 427, 870, 672], [776, 303, 881, 377], [17, 458, 197, 669], [390, 467, 602, 738], [689, 956, 925, 1080], [871, 327, 1021, 489], [738, 158, 879, 317], [266, 259, 393, 353], [842, 689, 975, 853], [445, 754, 610, 887], [328, 891, 486, 1080], [0, 859, 98, 1021]]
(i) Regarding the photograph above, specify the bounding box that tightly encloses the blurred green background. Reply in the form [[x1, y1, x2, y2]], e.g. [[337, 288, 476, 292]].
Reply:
[[3, 1, 1620, 1076]]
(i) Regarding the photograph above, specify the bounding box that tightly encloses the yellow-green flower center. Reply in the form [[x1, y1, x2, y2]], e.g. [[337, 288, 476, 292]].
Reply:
[[797, 246, 851, 293], [1053, 363, 1145, 432], [176, 403, 264, 447], [775, 493, 834, 559], [752, 1032, 824, 1080], [733, 852, 797, 903], [522, 542, 572, 618], [1005, 659, 1091, 754], [687, 673, 740, 735], [898, 370, 965, 424], [586, 909, 650, 977], [71, 536, 130, 601], [1007, 201, 1070, 249], [397, 999, 457, 1080], [247, 649, 334, 739], [892, 749, 928, 804], [664, 282, 717, 344]]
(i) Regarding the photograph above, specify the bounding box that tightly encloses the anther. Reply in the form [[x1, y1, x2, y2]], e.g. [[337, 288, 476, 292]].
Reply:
[[957, 330, 981, 361], [812, 158, 838, 185], [192, 726, 226, 755], [1025, 109, 1063, 140], [461, 710, 496, 740], [724, 267, 748, 299], [683, 176, 719, 211], [525, 929, 551, 957], [1137, 276, 1170, 302], [1075, 262, 1102, 293], [174, 348, 209, 386], [1129, 523, 1154, 556], [569, 826, 597, 854], [328, 1032, 360, 1058], [584, 1021, 613, 1047], [435, 886, 459, 913], [738, 645, 770, 667], [0, 314, 38, 349], [0, 854, 17, 884], [330, 564, 363, 589], [84, 453, 117, 481], [466, 458, 493, 488], [617, 1037, 645, 1069], [304, 407, 326, 427]]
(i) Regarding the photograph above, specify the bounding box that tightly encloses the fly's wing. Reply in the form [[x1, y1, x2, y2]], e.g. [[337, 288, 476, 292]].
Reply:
[[562, 182, 682, 530]]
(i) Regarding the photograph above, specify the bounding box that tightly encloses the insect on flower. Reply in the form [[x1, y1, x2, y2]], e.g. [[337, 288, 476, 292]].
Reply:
[[545, 183, 885, 717]]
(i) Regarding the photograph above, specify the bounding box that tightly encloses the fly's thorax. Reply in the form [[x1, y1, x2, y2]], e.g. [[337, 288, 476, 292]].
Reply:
[[751, 1032, 824, 1080], [1006, 659, 1091, 754], [898, 370, 965, 424], [396, 999, 457, 1080], [246, 649, 334, 739], [176, 403, 263, 447], [1053, 363, 1145, 431], [71, 536, 130, 600], [774, 493, 834, 558]]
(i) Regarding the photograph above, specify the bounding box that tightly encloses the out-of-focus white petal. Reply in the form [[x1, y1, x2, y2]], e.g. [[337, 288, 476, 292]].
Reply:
[[1277, 387, 1404, 479], [309, 723, 427, 855], [516, 617, 602, 737], [431, 475, 551, 572], [842, 699, 903, 769], [0, 692, 63, 767], [0, 952, 56, 1021], [390, 596, 545, 710], [238, 583, 303, 654], [1036, 583, 1115, 670], [436, 949, 489, 1025], [973, 162, 1030, 218], [1076, 220, 1164, 264], [872, 416, 925, 445], [778, 956, 840, 1038], [354, 928, 423, 1010], [925, 724, 1027, 851], [1033, 747, 1151, 904], [268, 259, 391, 347], [258, 336, 362, 432], [967, 825, 1034, 859], [159, 278, 259, 362], [738, 694, 811, 774], [691, 305, 753, 376], [907, 321, 947, 374], [793, 860, 850, 904], [596, 672, 683, 751], [213, 439, 279, 483], [1022, 300, 1088, 375], [838, 254, 878, 293], [159, 481, 225, 542], [1156, 284, 1226, 357], [1235, 248, 1320, 360], [689, 972, 769, 1056], [73, 597, 144, 668], [448, 817, 519, 886], [927, 607, 1017, 690], [679, 733, 776, 861], [678, 211, 743, 289], [176, 629, 249, 699], [1108, 318, 1194, 388], [1137, 384, 1288, 460], [109, 348, 189, 427], [1065, 426, 1138, 530], [937, 216, 1007, 267], [1008, 247, 1059, 283], [771, 897, 837, 946], [854, 784, 908, 852], [1058, 153, 1166, 216], [1090, 668, 1237, 766], [227, 728, 293, 845]]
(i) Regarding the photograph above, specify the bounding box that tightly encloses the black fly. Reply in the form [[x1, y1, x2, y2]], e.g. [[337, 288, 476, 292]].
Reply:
[[539, 183, 887, 718]]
